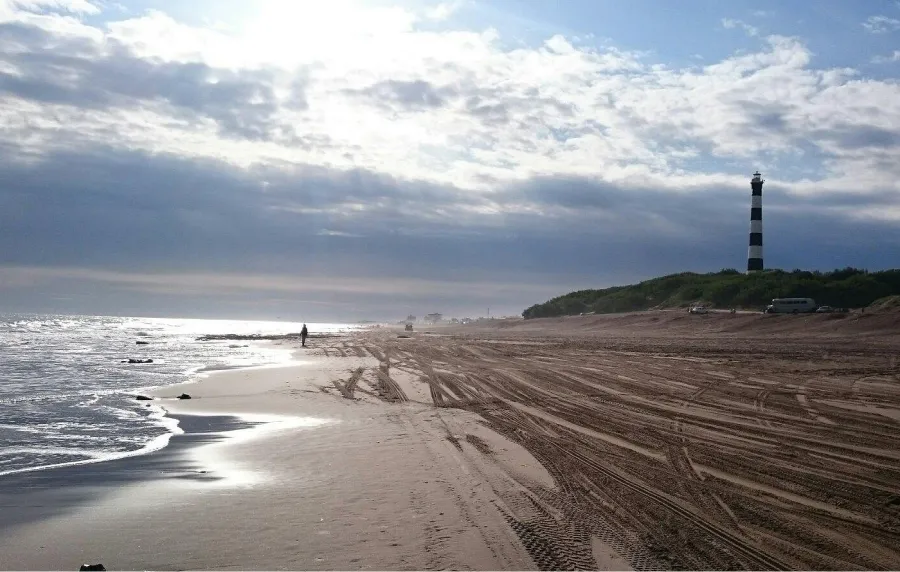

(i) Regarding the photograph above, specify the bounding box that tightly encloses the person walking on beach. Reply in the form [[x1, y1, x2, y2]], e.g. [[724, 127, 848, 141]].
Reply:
[[300, 323, 308, 347]]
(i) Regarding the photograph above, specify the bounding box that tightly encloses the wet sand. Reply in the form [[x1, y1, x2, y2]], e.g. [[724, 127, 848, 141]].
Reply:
[[0, 353, 559, 570], [1, 310, 899, 570], [0, 414, 256, 532]]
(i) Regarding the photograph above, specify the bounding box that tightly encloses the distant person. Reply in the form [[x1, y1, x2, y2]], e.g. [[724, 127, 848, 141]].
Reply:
[[300, 323, 308, 347]]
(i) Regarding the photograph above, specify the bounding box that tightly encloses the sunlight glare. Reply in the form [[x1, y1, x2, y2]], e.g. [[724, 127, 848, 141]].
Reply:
[[241, 0, 416, 65], [251, 0, 355, 34]]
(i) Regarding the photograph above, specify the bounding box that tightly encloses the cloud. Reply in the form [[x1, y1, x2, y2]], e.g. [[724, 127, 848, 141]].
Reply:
[[426, 0, 464, 21], [317, 230, 365, 238], [0, 22, 300, 143], [0, 2, 898, 194], [722, 18, 759, 37], [1, 0, 98, 15], [862, 15, 900, 34], [349, 79, 454, 111], [0, 265, 558, 299], [872, 50, 900, 64], [0, 1, 898, 319], [1, 146, 897, 294]]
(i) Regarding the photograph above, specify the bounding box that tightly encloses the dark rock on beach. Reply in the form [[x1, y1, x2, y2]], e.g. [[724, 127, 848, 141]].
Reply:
[[135, 395, 153, 401], [79, 565, 106, 571], [177, 393, 192, 400], [135, 341, 149, 345], [124, 358, 153, 364]]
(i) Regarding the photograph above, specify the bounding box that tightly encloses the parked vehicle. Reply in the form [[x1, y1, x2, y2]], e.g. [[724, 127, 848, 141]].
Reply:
[[765, 298, 817, 314], [689, 306, 709, 314], [816, 306, 834, 313]]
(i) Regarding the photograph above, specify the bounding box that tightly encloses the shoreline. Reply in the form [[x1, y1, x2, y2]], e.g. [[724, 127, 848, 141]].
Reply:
[[0, 401, 182, 479], [0, 350, 341, 570], [0, 338, 302, 480], [0, 412, 257, 534], [1, 315, 898, 569], [0, 336, 559, 570], [10, 317, 894, 569]]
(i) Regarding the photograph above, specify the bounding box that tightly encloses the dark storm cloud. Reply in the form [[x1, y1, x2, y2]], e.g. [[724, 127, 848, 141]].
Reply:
[[1, 144, 898, 319], [1, 146, 897, 281], [0, 147, 501, 277], [814, 124, 900, 150], [512, 171, 900, 215], [0, 22, 303, 142]]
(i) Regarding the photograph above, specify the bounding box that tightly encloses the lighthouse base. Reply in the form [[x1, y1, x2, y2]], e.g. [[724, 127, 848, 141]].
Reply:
[[747, 258, 764, 272]]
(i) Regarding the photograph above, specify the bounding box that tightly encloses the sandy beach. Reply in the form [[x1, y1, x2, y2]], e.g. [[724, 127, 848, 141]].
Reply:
[[0, 341, 562, 570], [1, 310, 899, 570]]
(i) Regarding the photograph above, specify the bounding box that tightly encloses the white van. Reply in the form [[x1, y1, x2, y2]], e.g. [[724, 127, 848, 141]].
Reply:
[[766, 298, 817, 314]]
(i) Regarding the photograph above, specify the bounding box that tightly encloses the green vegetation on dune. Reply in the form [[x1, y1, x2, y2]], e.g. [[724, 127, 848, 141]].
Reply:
[[868, 295, 900, 312], [522, 268, 900, 319]]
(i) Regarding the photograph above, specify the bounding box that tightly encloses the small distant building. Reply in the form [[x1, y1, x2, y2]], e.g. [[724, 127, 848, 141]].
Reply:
[[406, 314, 417, 323], [424, 313, 443, 324]]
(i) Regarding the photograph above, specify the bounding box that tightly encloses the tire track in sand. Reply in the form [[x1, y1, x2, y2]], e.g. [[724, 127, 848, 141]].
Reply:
[[330, 330, 900, 570]]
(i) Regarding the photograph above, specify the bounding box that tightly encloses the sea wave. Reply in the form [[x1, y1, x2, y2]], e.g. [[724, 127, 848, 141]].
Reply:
[[0, 314, 358, 475]]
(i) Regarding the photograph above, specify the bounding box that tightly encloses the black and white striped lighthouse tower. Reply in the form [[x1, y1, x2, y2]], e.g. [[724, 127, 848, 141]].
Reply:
[[747, 171, 764, 272]]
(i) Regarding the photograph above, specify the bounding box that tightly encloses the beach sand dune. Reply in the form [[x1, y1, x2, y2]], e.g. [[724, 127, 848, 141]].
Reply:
[[2, 313, 899, 570]]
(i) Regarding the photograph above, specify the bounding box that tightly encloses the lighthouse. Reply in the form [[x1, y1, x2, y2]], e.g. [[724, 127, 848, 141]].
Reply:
[[747, 171, 764, 272]]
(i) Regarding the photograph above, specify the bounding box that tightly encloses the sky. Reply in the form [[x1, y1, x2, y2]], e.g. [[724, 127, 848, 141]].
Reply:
[[0, 0, 899, 322]]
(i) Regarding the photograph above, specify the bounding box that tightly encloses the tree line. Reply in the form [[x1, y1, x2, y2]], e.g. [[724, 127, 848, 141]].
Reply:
[[522, 268, 900, 319]]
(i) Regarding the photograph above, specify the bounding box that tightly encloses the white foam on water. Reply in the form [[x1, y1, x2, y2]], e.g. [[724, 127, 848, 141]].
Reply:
[[0, 418, 184, 477], [0, 314, 358, 475]]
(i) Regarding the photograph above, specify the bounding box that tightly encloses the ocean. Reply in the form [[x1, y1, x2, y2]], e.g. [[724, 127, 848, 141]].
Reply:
[[0, 314, 357, 476]]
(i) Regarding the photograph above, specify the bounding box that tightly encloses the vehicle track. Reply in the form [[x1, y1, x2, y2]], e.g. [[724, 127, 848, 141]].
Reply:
[[330, 330, 900, 570]]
